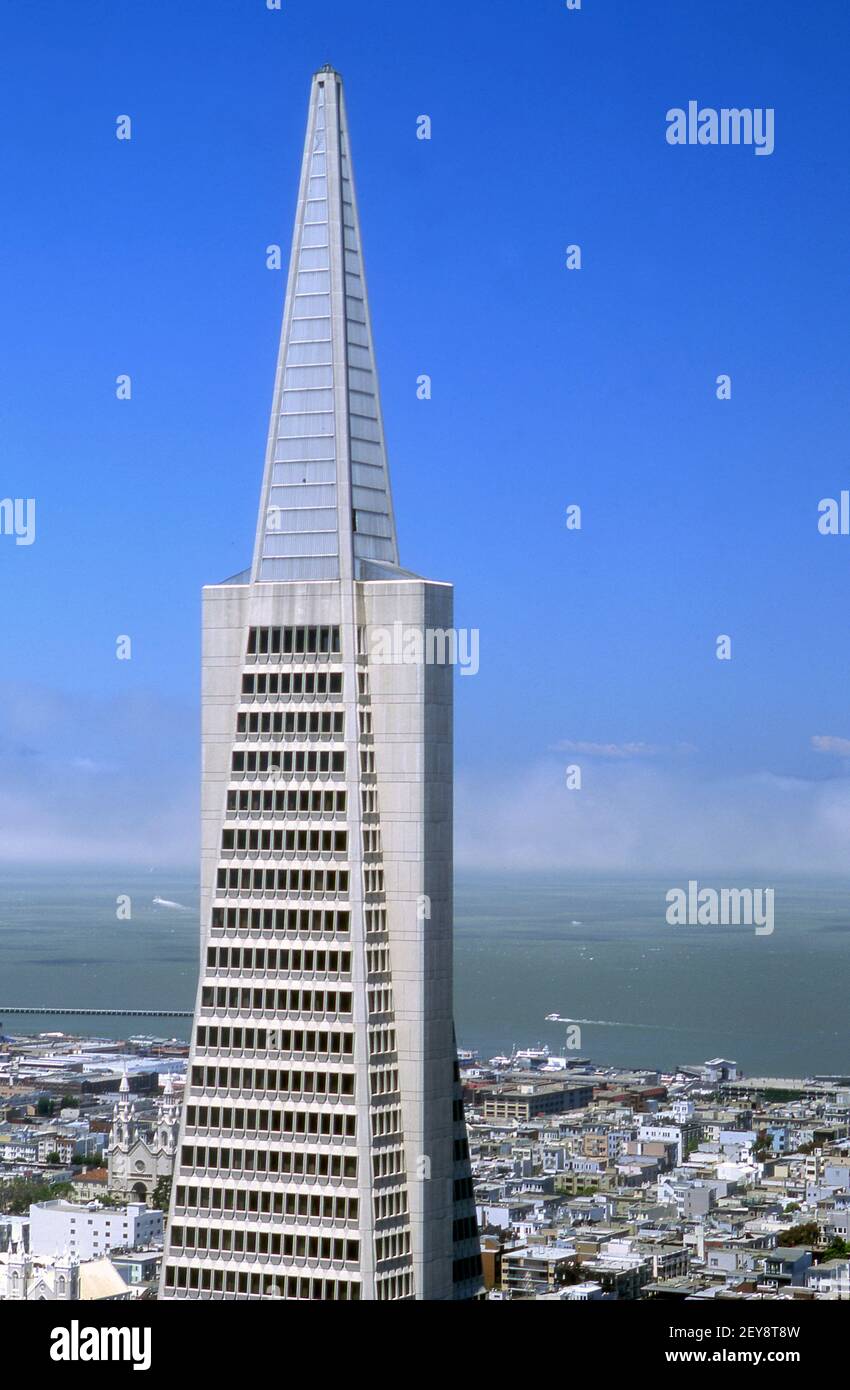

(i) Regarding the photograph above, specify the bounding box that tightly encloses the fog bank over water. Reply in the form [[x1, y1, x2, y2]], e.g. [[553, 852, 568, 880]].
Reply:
[[457, 761, 850, 874], [3, 682, 850, 878]]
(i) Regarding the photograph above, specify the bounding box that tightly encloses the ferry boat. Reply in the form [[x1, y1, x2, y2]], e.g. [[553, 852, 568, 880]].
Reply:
[[513, 1044, 550, 1067]]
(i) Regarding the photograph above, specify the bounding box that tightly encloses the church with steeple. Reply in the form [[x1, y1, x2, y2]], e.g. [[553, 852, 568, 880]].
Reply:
[[0, 1243, 79, 1301], [106, 1073, 179, 1202]]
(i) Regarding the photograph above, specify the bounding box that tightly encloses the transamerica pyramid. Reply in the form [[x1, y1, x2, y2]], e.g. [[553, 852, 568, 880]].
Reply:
[[159, 66, 482, 1302]]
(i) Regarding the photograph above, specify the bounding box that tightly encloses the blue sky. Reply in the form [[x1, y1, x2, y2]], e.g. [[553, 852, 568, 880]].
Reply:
[[1, 0, 849, 869]]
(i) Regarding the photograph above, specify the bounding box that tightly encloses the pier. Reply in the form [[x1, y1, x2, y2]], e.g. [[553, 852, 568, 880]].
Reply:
[[0, 1006, 192, 1018]]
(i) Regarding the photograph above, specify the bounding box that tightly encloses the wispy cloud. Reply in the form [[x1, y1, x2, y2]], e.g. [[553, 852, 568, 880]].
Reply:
[[552, 739, 695, 760], [811, 735, 850, 757], [554, 739, 662, 759]]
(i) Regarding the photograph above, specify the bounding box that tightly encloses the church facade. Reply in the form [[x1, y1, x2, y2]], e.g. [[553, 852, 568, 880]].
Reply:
[[106, 1073, 179, 1203], [0, 1245, 78, 1301]]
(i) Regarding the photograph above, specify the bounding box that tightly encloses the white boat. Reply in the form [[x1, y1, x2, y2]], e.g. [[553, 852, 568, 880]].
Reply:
[[514, 1045, 550, 1066]]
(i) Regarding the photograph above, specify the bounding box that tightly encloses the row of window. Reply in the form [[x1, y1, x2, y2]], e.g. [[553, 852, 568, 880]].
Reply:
[[453, 1216, 478, 1243], [170, 1227, 360, 1264], [173, 1186, 359, 1223], [236, 711, 344, 738], [215, 868, 349, 897], [241, 671, 342, 698], [372, 1148, 405, 1179], [365, 906, 387, 935], [375, 1230, 410, 1264], [363, 867, 384, 894], [196, 1025, 353, 1056], [200, 986, 352, 1016], [371, 1107, 402, 1138], [247, 626, 341, 656], [164, 1266, 360, 1299], [231, 750, 344, 777], [220, 829, 347, 857], [374, 1189, 408, 1222], [366, 948, 390, 975], [376, 1272, 413, 1301], [367, 986, 393, 1015], [179, 1145, 358, 1179], [370, 1068, 398, 1097], [211, 907, 350, 936], [453, 1255, 483, 1285], [186, 1106, 356, 1138], [368, 1025, 396, 1054], [191, 1065, 354, 1098], [206, 946, 350, 974], [226, 789, 346, 817]]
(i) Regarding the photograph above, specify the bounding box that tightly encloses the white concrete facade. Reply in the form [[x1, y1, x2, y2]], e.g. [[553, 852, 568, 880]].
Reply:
[[30, 1201, 162, 1262]]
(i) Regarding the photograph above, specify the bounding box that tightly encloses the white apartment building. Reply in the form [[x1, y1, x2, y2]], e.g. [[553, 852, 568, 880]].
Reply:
[[29, 1201, 162, 1262]]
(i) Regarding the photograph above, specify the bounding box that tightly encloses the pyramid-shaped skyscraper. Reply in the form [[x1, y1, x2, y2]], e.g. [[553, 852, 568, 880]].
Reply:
[[159, 66, 481, 1302]]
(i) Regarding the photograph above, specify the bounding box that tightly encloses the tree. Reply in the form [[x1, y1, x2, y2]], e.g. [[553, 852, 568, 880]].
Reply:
[[44, 1151, 61, 1165], [0, 1177, 71, 1214], [820, 1238, 850, 1263], [778, 1222, 819, 1248], [152, 1176, 172, 1213]]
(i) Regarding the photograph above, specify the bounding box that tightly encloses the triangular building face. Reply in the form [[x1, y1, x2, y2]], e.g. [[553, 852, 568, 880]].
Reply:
[[253, 71, 398, 583]]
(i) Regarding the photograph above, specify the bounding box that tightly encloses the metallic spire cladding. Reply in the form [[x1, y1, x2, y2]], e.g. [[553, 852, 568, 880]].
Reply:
[[253, 69, 398, 583]]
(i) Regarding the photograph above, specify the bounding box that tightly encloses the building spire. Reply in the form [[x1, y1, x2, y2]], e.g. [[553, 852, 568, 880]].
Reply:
[[252, 67, 398, 583]]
